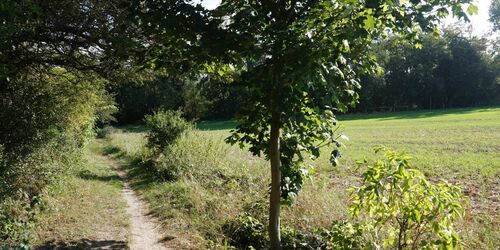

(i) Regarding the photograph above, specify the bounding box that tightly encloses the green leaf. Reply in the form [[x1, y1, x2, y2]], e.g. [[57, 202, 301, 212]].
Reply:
[[467, 4, 478, 15], [364, 14, 376, 30], [342, 39, 350, 52]]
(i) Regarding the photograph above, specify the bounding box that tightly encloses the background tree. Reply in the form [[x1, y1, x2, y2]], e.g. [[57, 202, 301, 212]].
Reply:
[[112, 75, 184, 124], [490, 0, 500, 31], [354, 28, 498, 112]]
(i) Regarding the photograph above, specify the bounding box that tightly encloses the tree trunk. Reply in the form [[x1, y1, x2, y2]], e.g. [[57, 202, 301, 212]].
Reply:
[[269, 111, 282, 249]]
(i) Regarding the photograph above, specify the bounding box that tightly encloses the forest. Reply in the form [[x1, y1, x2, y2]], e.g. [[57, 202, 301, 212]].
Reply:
[[1, 0, 499, 249]]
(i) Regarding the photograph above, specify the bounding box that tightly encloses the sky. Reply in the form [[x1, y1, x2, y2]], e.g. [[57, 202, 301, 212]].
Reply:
[[195, 0, 493, 36], [447, 0, 493, 36]]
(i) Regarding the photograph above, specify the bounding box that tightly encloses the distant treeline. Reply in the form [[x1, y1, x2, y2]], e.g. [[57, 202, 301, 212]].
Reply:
[[354, 28, 499, 112], [112, 27, 499, 123]]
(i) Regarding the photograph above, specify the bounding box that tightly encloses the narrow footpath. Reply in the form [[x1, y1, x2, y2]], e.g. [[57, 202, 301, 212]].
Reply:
[[103, 153, 168, 250]]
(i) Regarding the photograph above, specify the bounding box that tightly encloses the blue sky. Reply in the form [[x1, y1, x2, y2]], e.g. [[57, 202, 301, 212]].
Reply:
[[195, 0, 494, 36]]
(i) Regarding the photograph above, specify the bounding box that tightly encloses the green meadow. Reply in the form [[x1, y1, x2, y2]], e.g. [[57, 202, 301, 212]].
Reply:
[[102, 107, 499, 248]]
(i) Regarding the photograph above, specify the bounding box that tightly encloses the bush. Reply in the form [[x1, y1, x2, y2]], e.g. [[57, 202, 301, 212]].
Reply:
[[350, 147, 466, 250], [281, 222, 363, 250], [145, 110, 191, 153], [143, 110, 191, 180], [222, 213, 363, 250], [222, 213, 267, 249], [140, 127, 232, 181], [0, 192, 39, 249], [143, 149, 186, 181]]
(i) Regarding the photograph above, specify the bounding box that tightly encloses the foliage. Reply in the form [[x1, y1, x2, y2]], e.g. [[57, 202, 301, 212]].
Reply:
[[350, 147, 466, 250], [281, 222, 364, 250], [182, 79, 212, 121], [96, 126, 117, 139], [223, 213, 363, 250], [0, 0, 138, 83], [0, 148, 34, 248], [144, 110, 191, 153], [0, 67, 115, 246], [0, 192, 40, 249], [141, 145, 187, 181], [0, 68, 112, 198], [223, 213, 268, 249], [0, 68, 113, 154], [0, 0, 135, 246], [142, 110, 192, 180], [200, 79, 250, 120], [490, 0, 500, 31], [354, 28, 499, 112], [111, 73, 249, 124]]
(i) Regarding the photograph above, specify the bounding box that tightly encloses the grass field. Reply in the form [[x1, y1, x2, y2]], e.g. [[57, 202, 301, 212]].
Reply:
[[106, 107, 499, 249], [34, 141, 130, 248]]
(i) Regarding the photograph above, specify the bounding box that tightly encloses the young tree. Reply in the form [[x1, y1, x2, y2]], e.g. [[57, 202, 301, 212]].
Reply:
[[213, 1, 475, 248]]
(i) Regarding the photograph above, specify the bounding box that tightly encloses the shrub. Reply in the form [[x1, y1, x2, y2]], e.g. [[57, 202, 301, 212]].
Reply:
[[144, 149, 186, 181], [143, 110, 191, 180], [141, 128, 235, 182], [0, 193, 39, 249], [350, 147, 466, 250], [222, 213, 363, 250], [222, 213, 268, 249], [281, 222, 363, 250], [144, 110, 191, 153], [0, 68, 111, 155]]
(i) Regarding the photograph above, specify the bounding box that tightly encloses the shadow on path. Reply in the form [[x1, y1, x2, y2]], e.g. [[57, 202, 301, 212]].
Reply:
[[78, 170, 122, 182], [35, 239, 128, 249]]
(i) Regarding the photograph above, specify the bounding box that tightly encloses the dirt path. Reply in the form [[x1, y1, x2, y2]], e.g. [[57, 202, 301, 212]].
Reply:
[[108, 156, 168, 250]]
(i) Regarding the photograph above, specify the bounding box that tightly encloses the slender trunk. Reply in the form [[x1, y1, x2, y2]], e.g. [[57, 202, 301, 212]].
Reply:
[[269, 111, 282, 250]]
